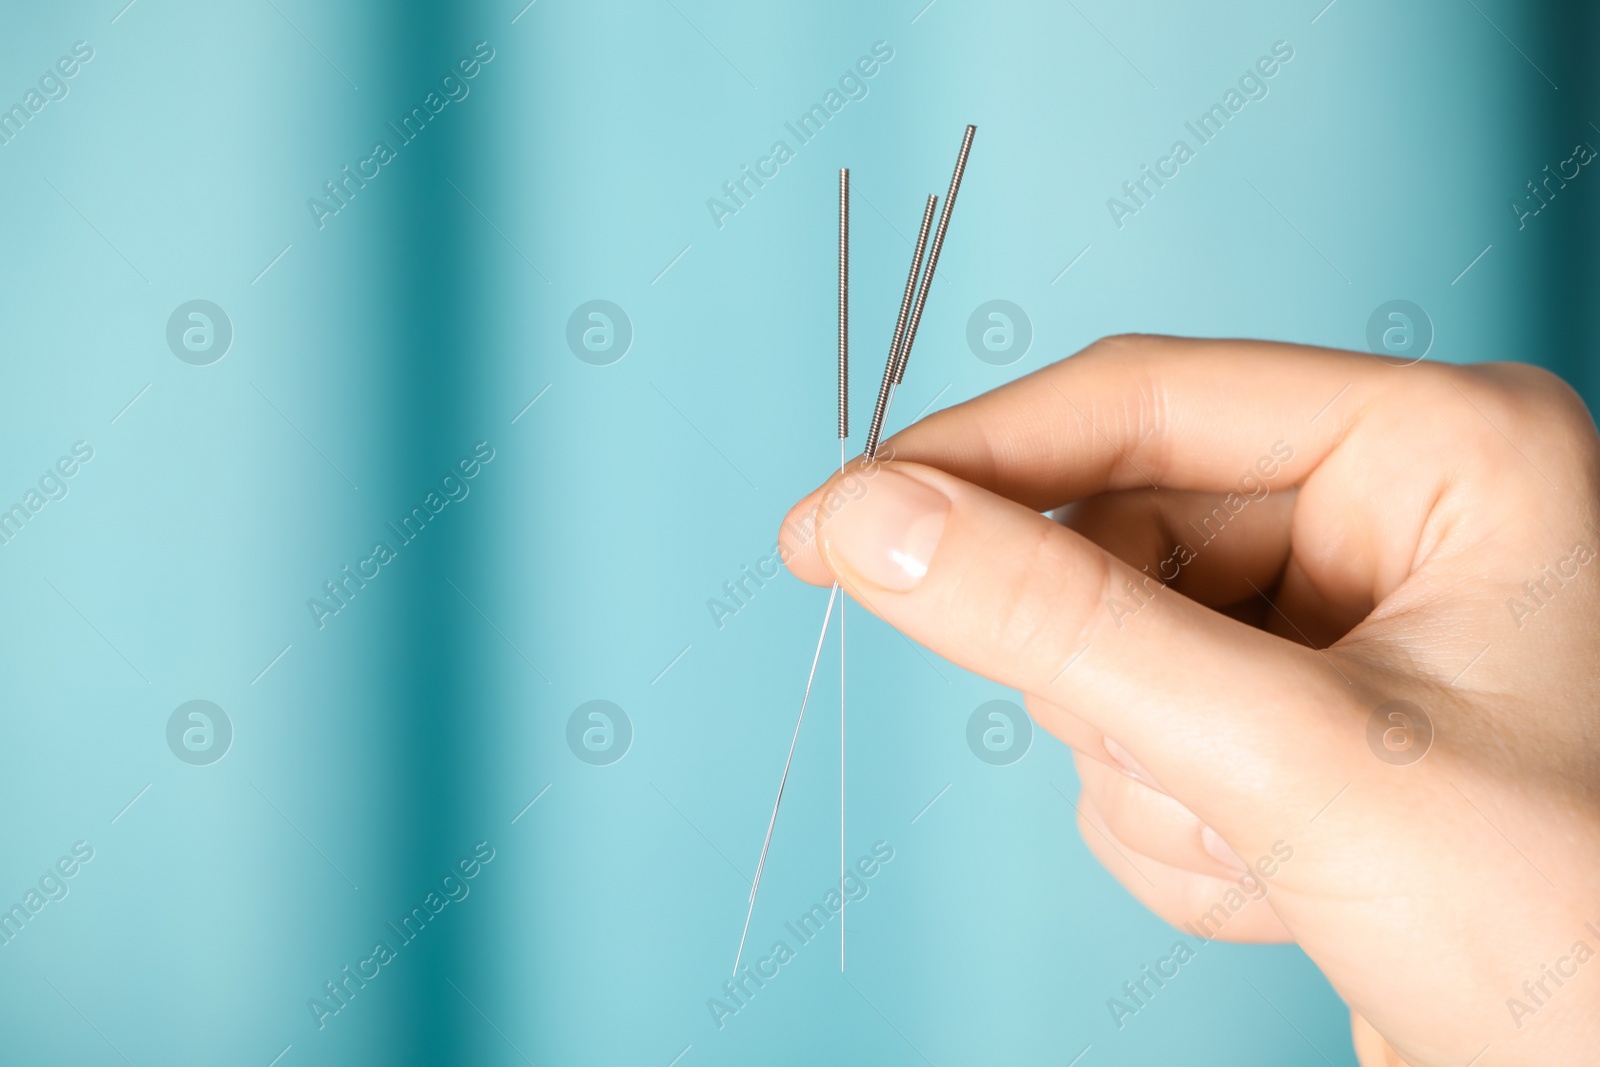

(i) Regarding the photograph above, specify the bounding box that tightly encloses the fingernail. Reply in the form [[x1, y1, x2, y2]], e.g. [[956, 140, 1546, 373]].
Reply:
[[1102, 736, 1164, 792], [820, 468, 949, 592], [1200, 825, 1249, 874]]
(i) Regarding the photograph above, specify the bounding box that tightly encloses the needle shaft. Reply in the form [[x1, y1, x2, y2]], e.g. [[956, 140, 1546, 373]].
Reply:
[[737, 132, 975, 976], [863, 195, 938, 459], [839, 168, 849, 440], [733, 584, 839, 976], [838, 168, 850, 972], [892, 124, 976, 386]]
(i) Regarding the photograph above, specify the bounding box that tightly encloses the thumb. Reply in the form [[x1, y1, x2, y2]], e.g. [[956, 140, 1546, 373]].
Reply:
[[808, 459, 1359, 832]]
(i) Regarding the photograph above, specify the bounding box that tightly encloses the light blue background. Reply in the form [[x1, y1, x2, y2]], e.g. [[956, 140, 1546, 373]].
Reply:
[[1, 0, 1594, 1064]]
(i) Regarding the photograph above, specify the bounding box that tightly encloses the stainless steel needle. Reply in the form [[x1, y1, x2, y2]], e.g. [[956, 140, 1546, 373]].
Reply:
[[734, 168, 852, 979], [892, 124, 976, 387], [865, 124, 978, 457], [863, 195, 938, 460], [838, 166, 849, 973], [736, 131, 975, 976], [733, 585, 838, 976]]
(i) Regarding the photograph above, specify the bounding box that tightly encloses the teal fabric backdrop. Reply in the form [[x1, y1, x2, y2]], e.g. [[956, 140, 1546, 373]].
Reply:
[[1, 1, 1594, 1064]]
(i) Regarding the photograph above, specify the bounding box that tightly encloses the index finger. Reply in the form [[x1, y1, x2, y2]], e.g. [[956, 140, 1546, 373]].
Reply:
[[783, 334, 1386, 584]]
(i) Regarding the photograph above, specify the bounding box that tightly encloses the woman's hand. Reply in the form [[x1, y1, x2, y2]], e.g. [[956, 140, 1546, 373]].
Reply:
[[779, 335, 1600, 1066]]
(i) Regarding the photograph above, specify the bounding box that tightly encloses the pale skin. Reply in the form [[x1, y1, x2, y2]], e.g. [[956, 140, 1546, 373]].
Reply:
[[779, 336, 1600, 1066]]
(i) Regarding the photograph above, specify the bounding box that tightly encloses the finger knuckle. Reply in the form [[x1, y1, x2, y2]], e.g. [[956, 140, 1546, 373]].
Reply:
[[1081, 332, 1166, 358], [1445, 361, 1586, 435], [1054, 338, 1171, 487], [1503, 363, 1594, 438], [1420, 362, 1598, 486]]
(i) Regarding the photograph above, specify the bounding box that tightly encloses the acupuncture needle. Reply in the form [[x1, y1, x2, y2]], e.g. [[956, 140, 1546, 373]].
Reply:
[[838, 166, 849, 973], [733, 170, 853, 980], [892, 124, 976, 388], [864, 195, 938, 461], [865, 123, 977, 457], [735, 128, 976, 976], [734, 585, 837, 976], [734, 187, 920, 973]]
